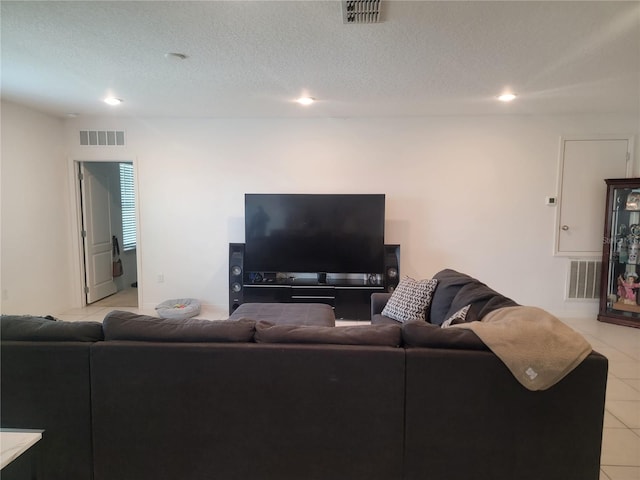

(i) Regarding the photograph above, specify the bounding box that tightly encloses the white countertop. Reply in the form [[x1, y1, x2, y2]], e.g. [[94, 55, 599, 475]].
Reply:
[[0, 430, 43, 469]]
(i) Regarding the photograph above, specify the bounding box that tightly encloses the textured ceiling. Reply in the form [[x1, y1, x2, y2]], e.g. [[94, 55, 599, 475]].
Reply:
[[1, 1, 639, 118]]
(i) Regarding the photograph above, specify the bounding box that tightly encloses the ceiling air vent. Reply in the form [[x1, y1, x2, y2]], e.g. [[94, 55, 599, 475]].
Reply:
[[342, 0, 381, 24], [79, 130, 125, 146]]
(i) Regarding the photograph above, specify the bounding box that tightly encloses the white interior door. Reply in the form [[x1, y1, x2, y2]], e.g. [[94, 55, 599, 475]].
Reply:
[[556, 138, 632, 256], [80, 163, 117, 303]]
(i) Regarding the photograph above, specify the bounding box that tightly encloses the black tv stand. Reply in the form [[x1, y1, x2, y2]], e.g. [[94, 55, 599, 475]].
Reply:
[[228, 244, 400, 320], [244, 274, 384, 320]]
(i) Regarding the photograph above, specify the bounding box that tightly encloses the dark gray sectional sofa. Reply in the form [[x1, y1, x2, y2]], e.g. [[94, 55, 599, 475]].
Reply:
[[1, 270, 608, 480]]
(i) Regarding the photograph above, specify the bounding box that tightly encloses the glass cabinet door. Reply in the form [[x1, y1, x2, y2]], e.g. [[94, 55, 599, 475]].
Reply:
[[599, 178, 640, 328]]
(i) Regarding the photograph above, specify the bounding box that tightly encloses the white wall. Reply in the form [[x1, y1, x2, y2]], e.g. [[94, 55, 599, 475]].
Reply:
[[1, 101, 637, 318], [1, 101, 72, 314], [62, 113, 639, 318]]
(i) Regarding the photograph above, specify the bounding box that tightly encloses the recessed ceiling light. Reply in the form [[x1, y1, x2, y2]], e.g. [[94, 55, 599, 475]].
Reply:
[[296, 97, 315, 106], [497, 93, 517, 102], [104, 97, 122, 106]]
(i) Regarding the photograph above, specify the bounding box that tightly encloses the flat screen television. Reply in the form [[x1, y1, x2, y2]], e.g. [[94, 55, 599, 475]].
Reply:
[[244, 194, 385, 274]]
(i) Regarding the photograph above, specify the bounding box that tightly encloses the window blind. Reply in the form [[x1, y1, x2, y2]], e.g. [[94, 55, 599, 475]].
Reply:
[[119, 163, 136, 251]]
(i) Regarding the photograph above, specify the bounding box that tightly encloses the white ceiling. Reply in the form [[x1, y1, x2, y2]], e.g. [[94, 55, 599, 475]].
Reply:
[[1, 1, 639, 119]]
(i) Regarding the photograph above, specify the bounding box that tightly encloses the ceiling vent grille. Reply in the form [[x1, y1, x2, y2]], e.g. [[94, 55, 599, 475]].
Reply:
[[342, 0, 381, 24], [79, 130, 125, 146], [567, 260, 601, 300]]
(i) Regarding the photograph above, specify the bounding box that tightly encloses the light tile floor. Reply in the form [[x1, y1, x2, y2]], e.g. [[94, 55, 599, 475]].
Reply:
[[560, 317, 640, 480], [54, 305, 640, 480]]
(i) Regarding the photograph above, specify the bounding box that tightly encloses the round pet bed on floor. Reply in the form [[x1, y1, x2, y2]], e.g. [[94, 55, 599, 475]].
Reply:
[[155, 298, 201, 320]]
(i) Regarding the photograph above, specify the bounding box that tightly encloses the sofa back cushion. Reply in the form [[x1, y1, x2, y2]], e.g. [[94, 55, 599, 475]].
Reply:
[[255, 321, 402, 347], [402, 320, 488, 350], [0, 315, 104, 342], [103, 310, 255, 342], [429, 269, 518, 326]]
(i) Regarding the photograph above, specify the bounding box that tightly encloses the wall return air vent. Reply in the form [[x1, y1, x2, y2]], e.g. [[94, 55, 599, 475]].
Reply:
[[342, 0, 381, 24], [79, 130, 125, 146], [567, 260, 601, 300]]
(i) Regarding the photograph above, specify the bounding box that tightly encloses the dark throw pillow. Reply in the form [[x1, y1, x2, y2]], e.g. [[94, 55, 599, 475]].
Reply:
[[430, 269, 518, 326]]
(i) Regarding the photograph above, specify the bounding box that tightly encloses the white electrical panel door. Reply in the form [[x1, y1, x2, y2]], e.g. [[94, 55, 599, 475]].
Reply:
[[556, 137, 632, 256]]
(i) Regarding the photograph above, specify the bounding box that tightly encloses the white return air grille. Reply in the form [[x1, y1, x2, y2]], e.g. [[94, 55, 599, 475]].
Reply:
[[567, 260, 601, 300], [79, 130, 125, 146], [342, 0, 381, 24]]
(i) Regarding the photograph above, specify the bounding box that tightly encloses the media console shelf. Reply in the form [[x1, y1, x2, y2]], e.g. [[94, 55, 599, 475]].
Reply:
[[228, 244, 400, 320], [244, 275, 385, 320]]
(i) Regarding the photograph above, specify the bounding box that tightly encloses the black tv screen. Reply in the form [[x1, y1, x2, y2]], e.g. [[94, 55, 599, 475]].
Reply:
[[244, 194, 385, 274]]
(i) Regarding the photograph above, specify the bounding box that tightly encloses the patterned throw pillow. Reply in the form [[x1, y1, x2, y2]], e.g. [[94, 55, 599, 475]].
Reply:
[[381, 276, 439, 323], [441, 304, 471, 328]]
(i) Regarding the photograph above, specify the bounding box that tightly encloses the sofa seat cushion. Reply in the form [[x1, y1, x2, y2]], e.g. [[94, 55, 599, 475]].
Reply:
[[255, 321, 402, 347], [381, 276, 438, 323], [402, 320, 488, 350], [103, 310, 255, 342], [0, 315, 104, 342], [429, 269, 518, 326]]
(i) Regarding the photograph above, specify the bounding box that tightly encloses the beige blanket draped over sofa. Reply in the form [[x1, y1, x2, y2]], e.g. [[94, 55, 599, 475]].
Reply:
[[452, 306, 592, 391]]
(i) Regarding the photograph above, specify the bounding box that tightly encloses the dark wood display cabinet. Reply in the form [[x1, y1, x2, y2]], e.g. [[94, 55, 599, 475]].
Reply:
[[598, 178, 640, 328]]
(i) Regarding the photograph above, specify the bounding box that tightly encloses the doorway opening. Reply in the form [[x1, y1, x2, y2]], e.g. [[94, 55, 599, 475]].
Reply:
[[77, 161, 139, 306]]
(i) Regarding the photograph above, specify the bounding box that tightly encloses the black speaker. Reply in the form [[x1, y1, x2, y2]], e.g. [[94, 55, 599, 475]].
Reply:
[[229, 243, 244, 314], [384, 244, 400, 293]]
